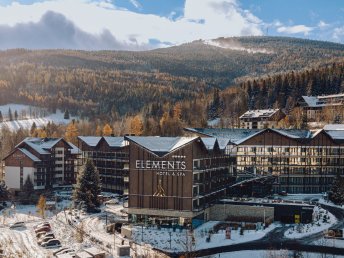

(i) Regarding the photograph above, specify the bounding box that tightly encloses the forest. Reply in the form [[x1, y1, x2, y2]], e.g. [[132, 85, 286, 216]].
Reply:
[[0, 36, 344, 161]]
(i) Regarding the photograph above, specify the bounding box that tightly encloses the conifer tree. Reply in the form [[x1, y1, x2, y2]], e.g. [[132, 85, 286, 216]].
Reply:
[[14, 110, 18, 120], [73, 160, 101, 212], [64, 109, 70, 119], [30, 122, 37, 136], [0, 181, 9, 201], [8, 108, 13, 121], [329, 173, 344, 205]]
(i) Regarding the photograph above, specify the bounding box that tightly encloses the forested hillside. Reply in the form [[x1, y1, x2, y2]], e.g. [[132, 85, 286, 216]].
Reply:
[[0, 36, 343, 119]]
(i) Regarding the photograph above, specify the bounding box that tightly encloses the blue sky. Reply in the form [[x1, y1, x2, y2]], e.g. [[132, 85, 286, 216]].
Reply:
[[0, 0, 343, 50]]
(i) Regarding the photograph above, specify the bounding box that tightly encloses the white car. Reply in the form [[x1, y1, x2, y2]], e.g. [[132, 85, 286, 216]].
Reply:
[[9, 222, 25, 229]]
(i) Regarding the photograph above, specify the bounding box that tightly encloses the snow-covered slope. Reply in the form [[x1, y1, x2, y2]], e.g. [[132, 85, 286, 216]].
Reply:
[[0, 104, 78, 131]]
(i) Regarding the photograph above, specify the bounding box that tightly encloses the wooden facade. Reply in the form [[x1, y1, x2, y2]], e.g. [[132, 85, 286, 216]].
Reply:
[[126, 136, 232, 224]]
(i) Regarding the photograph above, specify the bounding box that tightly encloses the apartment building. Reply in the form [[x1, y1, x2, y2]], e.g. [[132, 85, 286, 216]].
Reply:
[[77, 136, 129, 194], [299, 93, 344, 121], [239, 109, 285, 129], [3, 137, 79, 193], [185, 126, 344, 194]]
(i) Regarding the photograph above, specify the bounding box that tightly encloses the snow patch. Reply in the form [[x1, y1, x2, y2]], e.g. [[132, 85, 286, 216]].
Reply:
[[203, 39, 274, 54]]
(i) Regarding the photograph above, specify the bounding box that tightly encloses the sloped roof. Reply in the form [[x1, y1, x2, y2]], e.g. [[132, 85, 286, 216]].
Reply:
[[103, 137, 127, 147], [324, 130, 344, 140], [67, 142, 81, 155], [78, 136, 102, 147], [323, 124, 344, 130], [78, 136, 126, 148], [301, 95, 344, 108], [200, 137, 217, 151], [23, 140, 50, 154], [240, 109, 280, 119], [18, 148, 41, 162], [126, 136, 198, 157], [185, 128, 262, 145], [271, 129, 312, 139]]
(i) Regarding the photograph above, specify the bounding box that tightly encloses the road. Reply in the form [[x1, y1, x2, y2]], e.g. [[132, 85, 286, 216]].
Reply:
[[166, 202, 344, 258]]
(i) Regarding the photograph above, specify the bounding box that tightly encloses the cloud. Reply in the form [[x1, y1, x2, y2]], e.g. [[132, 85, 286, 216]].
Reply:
[[318, 20, 329, 29], [0, 11, 153, 50], [333, 26, 344, 42], [0, 0, 263, 50], [277, 25, 314, 35], [129, 0, 141, 9]]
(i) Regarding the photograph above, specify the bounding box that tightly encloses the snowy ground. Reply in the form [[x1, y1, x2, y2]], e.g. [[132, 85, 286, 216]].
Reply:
[[319, 197, 344, 210], [284, 207, 336, 239], [0, 200, 123, 258], [0, 104, 78, 131], [210, 250, 344, 258], [131, 221, 280, 253]]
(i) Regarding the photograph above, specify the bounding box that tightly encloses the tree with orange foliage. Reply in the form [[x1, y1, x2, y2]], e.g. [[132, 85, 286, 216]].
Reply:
[[102, 124, 113, 136], [65, 121, 79, 144], [130, 115, 143, 136]]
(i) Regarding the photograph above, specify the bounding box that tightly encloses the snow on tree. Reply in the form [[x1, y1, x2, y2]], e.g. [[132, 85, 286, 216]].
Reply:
[[73, 159, 101, 212]]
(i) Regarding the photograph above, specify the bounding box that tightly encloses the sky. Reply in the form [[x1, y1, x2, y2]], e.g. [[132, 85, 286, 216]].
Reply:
[[0, 0, 343, 50]]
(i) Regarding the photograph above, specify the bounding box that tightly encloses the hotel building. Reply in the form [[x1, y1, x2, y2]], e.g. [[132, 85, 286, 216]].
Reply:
[[3, 137, 79, 193], [185, 126, 344, 194], [125, 136, 233, 226]]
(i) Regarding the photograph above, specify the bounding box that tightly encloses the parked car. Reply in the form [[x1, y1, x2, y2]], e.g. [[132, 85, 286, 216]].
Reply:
[[9, 222, 25, 229], [53, 248, 75, 257], [53, 247, 68, 256], [36, 230, 52, 238], [38, 232, 55, 239], [38, 236, 55, 245], [105, 199, 119, 205], [41, 239, 61, 249], [34, 222, 50, 229], [35, 226, 51, 234]]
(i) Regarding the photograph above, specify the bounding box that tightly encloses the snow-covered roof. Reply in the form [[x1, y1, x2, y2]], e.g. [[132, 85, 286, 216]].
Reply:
[[18, 148, 41, 162], [240, 109, 280, 119], [185, 128, 314, 146], [323, 124, 344, 130], [67, 142, 81, 155], [23, 140, 50, 154], [78, 136, 101, 147], [103, 137, 127, 147], [200, 137, 217, 151], [301, 94, 344, 107], [271, 129, 312, 139], [126, 136, 198, 157], [324, 130, 344, 140], [185, 128, 262, 145], [78, 136, 126, 148]]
